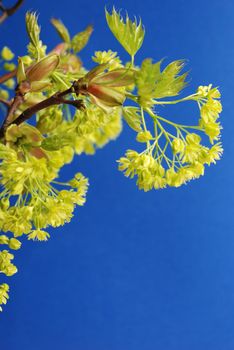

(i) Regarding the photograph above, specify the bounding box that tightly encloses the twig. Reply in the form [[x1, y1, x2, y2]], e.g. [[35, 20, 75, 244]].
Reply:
[[0, 79, 82, 139], [0, 0, 24, 24], [0, 97, 10, 108], [0, 69, 17, 84]]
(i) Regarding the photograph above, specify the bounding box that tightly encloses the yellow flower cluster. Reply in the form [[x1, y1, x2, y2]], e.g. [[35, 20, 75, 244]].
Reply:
[[197, 85, 222, 143], [0, 250, 17, 276], [73, 105, 122, 154], [118, 140, 223, 191], [118, 85, 223, 191], [45, 105, 122, 155], [0, 283, 9, 312], [0, 137, 89, 241], [92, 50, 122, 70]]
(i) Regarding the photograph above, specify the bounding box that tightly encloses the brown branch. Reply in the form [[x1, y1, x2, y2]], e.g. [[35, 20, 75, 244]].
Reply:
[[0, 69, 17, 84], [0, 97, 10, 107], [0, 0, 24, 24], [0, 80, 82, 139]]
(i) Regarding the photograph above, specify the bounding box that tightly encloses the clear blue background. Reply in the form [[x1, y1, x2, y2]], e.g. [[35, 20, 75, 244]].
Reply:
[[1, 0, 234, 349]]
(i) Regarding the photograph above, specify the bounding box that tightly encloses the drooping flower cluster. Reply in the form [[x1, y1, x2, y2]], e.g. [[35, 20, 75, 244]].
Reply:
[[119, 139, 222, 191], [118, 83, 223, 191], [0, 283, 9, 312], [197, 84, 222, 143]]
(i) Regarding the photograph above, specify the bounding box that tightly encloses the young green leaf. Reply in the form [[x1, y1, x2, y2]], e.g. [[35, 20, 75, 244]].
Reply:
[[136, 58, 162, 100], [25, 12, 46, 59], [153, 60, 188, 98], [25, 12, 40, 49], [105, 7, 145, 58], [122, 106, 142, 132], [51, 18, 71, 43], [136, 58, 188, 104], [71, 25, 93, 53]]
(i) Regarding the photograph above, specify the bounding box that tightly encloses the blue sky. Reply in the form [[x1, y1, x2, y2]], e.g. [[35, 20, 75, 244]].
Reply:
[[1, 1, 234, 349]]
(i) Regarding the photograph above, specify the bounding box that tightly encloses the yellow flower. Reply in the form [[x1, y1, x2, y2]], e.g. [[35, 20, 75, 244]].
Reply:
[[1, 46, 14, 61], [28, 230, 50, 241], [0, 235, 9, 245], [8, 238, 22, 250], [0, 250, 17, 276], [136, 131, 153, 143], [202, 120, 221, 143], [0, 283, 9, 312], [172, 138, 185, 154]]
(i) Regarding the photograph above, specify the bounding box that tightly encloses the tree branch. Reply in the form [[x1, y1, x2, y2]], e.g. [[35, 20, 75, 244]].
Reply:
[[0, 0, 24, 24], [0, 79, 83, 139], [0, 69, 17, 84], [0, 97, 10, 108]]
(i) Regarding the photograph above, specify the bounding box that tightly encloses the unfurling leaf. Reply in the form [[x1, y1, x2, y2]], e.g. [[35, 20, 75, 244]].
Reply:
[[51, 18, 71, 43], [71, 25, 93, 53], [122, 106, 142, 132], [25, 12, 40, 49], [136, 58, 188, 104], [26, 12, 46, 59], [136, 58, 162, 100], [105, 7, 145, 57]]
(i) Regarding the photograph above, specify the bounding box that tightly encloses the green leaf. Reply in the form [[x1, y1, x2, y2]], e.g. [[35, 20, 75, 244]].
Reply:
[[25, 12, 46, 59], [25, 12, 40, 49], [105, 7, 145, 57], [136, 58, 188, 103], [136, 58, 162, 100], [51, 18, 71, 43], [122, 106, 142, 132], [71, 25, 93, 53]]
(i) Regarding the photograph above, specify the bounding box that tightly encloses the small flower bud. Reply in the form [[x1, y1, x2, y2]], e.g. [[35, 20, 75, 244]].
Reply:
[[0, 236, 9, 245], [1, 47, 14, 61], [26, 54, 59, 82], [172, 138, 185, 154], [8, 238, 22, 250], [3, 62, 16, 72], [136, 131, 153, 143], [5, 264, 18, 276], [3, 79, 15, 89]]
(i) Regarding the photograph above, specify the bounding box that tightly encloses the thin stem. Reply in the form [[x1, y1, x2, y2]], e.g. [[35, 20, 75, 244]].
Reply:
[[140, 107, 150, 149], [0, 69, 17, 84], [152, 94, 197, 105], [0, 97, 10, 108], [12, 87, 73, 126]]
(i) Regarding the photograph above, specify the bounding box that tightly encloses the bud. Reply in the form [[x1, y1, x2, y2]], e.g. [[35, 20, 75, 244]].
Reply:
[[30, 79, 52, 92], [3, 78, 15, 90], [0, 236, 9, 245], [17, 57, 27, 84], [186, 133, 201, 145], [0, 198, 10, 210], [1, 46, 14, 61], [5, 264, 18, 276], [172, 138, 185, 154], [76, 63, 135, 111], [0, 283, 9, 292], [26, 54, 60, 82], [3, 62, 16, 72], [8, 238, 22, 250], [136, 130, 153, 143], [0, 89, 9, 100]]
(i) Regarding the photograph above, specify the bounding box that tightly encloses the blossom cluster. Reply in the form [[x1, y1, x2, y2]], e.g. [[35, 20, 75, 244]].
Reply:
[[0, 8, 223, 312], [118, 86, 223, 191]]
